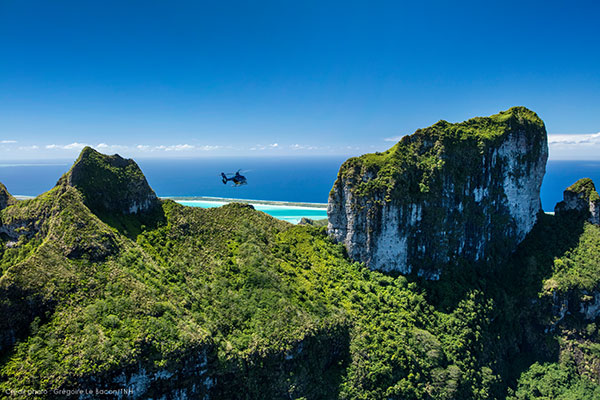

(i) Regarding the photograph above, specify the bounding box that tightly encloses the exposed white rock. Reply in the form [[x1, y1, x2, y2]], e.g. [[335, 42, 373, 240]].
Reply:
[[555, 178, 600, 226], [548, 291, 569, 332], [328, 108, 548, 278], [77, 353, 212, 400], [497, 132, 546, 241], [591, 200, 600, 225], [376, 205, 408, 273], [579, 291, 600, 320], [473, 187, 487, 203], [0, 182, 15, 210]]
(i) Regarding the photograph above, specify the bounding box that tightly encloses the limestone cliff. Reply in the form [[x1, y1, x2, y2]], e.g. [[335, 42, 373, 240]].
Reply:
[[57, 147, 160, 216], [328, 107, 548, 277], [555, 178, 600, 225]]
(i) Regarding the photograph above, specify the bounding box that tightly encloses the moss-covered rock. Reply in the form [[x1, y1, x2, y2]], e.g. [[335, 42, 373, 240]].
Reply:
[[328, 106, 548, 277], [57, 146, 160, 216], [555, 178, 600, 225]]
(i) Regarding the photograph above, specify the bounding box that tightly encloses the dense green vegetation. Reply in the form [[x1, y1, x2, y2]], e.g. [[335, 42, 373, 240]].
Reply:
[[510, 357, 600, 400], [1, 144, 599, 398], [0, 193, 506, 399], [543, 223, 600, 293], [564, 178, 600, 202]]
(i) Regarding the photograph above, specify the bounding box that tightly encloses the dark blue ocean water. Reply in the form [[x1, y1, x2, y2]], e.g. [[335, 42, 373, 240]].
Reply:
[[137, 157, 346, 204], [0, 157, 347, 204], [540, 160, 600, 211], [1, 158, 599, 212]]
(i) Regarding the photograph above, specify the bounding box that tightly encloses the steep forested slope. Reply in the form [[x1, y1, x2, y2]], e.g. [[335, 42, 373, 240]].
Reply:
[[0, 181, 500, 398]]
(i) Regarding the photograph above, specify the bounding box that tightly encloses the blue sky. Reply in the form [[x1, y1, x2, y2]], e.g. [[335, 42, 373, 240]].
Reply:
[[0, 0, 599, 159]]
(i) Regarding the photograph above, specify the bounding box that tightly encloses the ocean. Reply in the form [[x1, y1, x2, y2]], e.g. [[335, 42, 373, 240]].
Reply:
[[1, 158, 599, 221]]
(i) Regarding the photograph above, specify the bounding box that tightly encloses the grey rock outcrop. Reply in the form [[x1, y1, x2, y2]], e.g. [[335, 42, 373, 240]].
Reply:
[[554, 178, 600, 225], [328, 107, 548, 278], [0, 182, 15, 211]]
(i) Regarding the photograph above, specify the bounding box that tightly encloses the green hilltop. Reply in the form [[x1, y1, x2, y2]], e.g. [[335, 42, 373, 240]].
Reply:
[[566, 178, 600, 202], [337, 106, 546, 199], [1, 119, 600, 399]]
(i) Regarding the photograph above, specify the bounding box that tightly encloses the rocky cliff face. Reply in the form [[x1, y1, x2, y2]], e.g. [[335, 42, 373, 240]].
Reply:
[[57, 147, 160, 216], [555, 178, 600, 225], [0, 183, 17, 243], [328, 107, 548, 278], [0, 183, 15, 211]]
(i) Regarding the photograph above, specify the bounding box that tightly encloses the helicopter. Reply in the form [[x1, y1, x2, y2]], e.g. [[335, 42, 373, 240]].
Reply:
[[221, 170, 247, 186]]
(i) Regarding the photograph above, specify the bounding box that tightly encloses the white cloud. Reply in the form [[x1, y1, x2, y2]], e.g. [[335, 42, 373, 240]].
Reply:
[[96, 143, 128, 152], [18, 145, 39, 151], [155, 144, 196, 151], [64, 142, 87, 150], [43, 142, 129, 153], [548, 132, 600, 145], [384, 135, 407, 142], [199, 145, 221, 151], [0, 140, 17, 144], [134, 144, 221, 152], [44, 142, 210, 153], [290, 144, 318, 150], [548, 133, 600, 160], [46, 142, 88, 150], [249, 143, 279, 151]]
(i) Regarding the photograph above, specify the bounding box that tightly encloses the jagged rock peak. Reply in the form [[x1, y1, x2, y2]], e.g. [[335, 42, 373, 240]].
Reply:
[[0, 182, 16, 210], [328, 106, 548, 279], [57, 146, 160, 215], [555, 178, 600, 225]]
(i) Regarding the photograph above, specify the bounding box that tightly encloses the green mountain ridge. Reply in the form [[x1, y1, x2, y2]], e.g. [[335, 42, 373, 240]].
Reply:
[[1, 111, 600, 399]]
